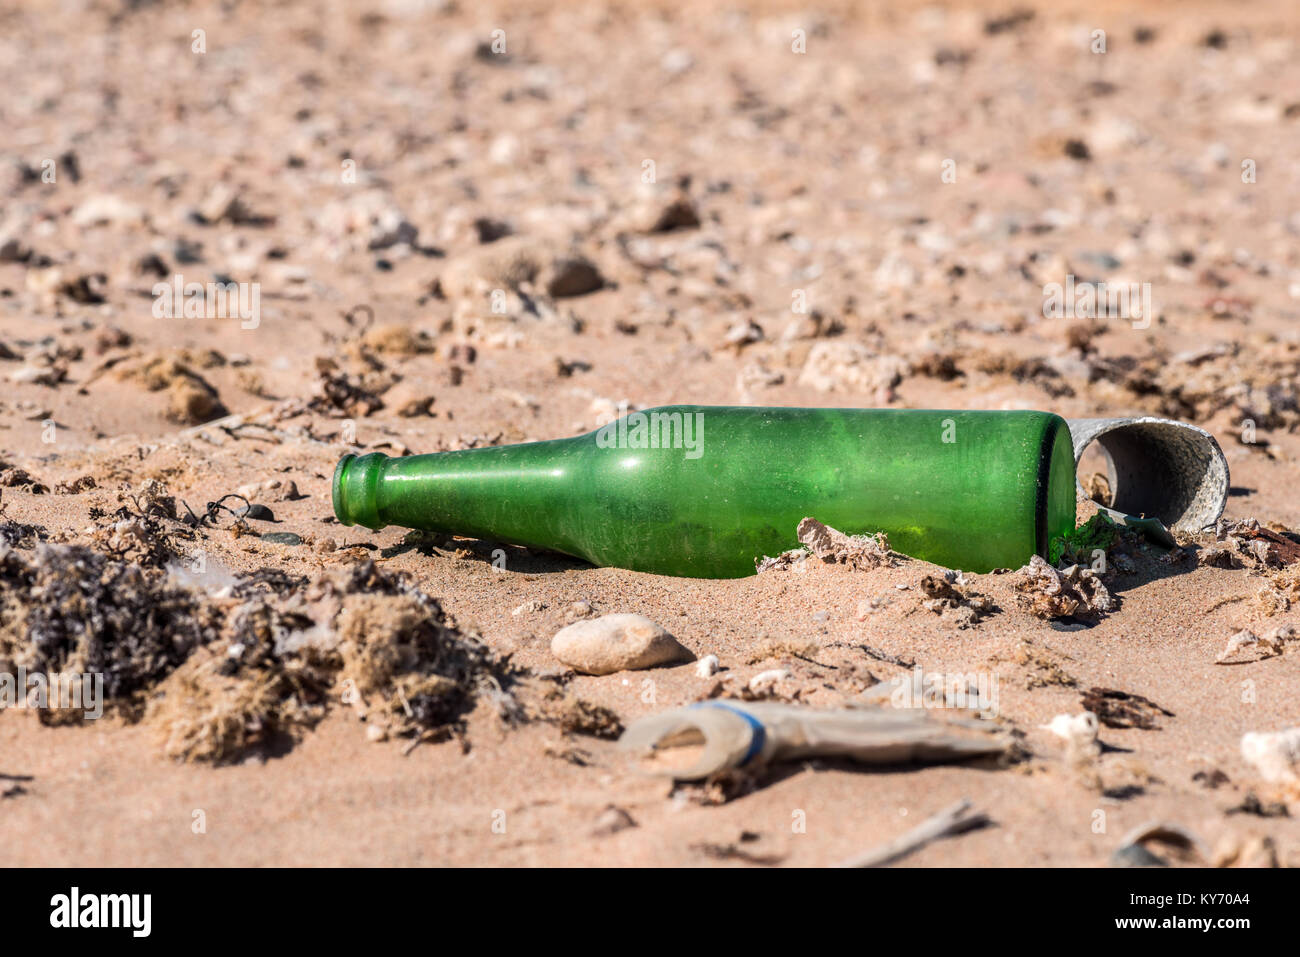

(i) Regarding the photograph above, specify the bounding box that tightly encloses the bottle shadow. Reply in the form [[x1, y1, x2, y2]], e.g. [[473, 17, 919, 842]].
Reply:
[[384, 534, 594, 575]]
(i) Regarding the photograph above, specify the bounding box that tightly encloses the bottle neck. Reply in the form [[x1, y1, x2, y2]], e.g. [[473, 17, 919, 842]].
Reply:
[[332, 439, 589, 555]]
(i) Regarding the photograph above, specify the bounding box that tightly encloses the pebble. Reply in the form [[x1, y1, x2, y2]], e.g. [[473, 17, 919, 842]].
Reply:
[[1240, 727, 1300, 784], [382, 381, 436, 417], [695, 654, 720, 678], [236, 479, 303, 502], [644, 195, 700, 233], [0, 236, 31, 263], [260, 531, 302, 546], [551, 613, 692, 675], [748, 668, 791, 692], [799, 342, 908, 400], [591, 805, 637, 837], [544, 255, 604, 298], [238, 503, 276, 521], [566, 599, 595, 620], [1110, 844, 1167, 868], [71, 194, 145, 229]]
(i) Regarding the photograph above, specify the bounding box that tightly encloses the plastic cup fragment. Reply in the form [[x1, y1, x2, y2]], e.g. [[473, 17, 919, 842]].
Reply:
[[1066, 416, 1229, 534], [618, 700, 1009, 780]]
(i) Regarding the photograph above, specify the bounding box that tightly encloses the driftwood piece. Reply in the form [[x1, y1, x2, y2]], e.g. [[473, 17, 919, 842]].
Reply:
[[834, 800, 990, 868]]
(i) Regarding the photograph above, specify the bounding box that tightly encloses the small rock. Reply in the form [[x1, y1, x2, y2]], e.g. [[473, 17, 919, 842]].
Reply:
[[591, 805, 637, 837], [8, 365, 65, 386], [719, 318, 764, 352], [260, 531, 302, 546], [135, 252, 170, 277], [799, 341, 908, 401], [695, 654, 720, 678], [361, 323, 435, 356], [855, 598, 881, 619], [566, 599, 596, 621], [473, 217, 513, 244], [1241, 727, 1300, 784], [383, 381, 436, 417], [276, 480, 304, 502], [1216, 626, 1293, 664], [71, 194, 146, 229], [646, 196, 700, 233], [1041, 712, 1101, 760], [0, 236, 31, 263], [367, 214, 417, 251], [438, 235, 547, 300], [1063, 138, 1091, 161], [551, 613, 692, 675], [544, 256, 603, 298], [1110, 843, 1167, 868], [1213, 833, 1278, 868], [238, 503, 276, 521], [748, 668, 791, 692], [197, 183, 267, 226]]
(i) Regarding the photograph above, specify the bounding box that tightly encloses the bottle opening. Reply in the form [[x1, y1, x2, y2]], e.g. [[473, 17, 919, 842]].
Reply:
[[332, 452, 387, 530], [1037, 416, 1079, 560]]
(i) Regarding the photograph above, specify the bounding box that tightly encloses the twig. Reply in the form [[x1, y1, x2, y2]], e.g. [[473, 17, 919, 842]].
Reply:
[[856, 644, 915, 669], [402, 731, 432, 757], [1203, 594, 1248, 614], [203, 493, 251, 529], [833, 799, 990, 868]]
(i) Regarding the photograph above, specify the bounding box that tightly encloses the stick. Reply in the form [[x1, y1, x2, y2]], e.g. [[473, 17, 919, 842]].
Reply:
[[833, 799, 990, 868]]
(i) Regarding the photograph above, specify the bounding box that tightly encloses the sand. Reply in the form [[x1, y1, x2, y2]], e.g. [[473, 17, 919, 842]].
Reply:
[[2, 0, 1300, 866]]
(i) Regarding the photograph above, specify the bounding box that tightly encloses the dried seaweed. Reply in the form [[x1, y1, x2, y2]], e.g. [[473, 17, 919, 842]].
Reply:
[[0, 544, 217, 706], [1, 534, 522, 760], [1049, 512, 1118, 566], [531, 686, 624, 739], [1080, 687, 1174, 730]]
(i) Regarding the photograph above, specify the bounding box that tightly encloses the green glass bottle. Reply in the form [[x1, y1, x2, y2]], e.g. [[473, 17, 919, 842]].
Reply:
[[332, 406, 1077, 578]]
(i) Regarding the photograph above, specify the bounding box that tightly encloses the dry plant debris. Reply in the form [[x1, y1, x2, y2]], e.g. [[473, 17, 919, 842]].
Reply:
[[757, 517, 895, 572], [1080, 687, 1175, 730], [0, 526, 520, 760], [919, 571, 994, 628], [1215, 625, 1296, 664], [1204, 519, 1300, 569], [1013, 555, 1115, 620], [796, 517, 895, 570]]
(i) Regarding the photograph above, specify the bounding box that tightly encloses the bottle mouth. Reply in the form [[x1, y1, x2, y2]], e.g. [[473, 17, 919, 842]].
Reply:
[[1036, 415, 1079, 560], [332, 452, 387, 530]]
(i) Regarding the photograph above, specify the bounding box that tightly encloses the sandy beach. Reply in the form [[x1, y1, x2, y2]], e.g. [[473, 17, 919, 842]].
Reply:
[[2, 0, 1299, 867]]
